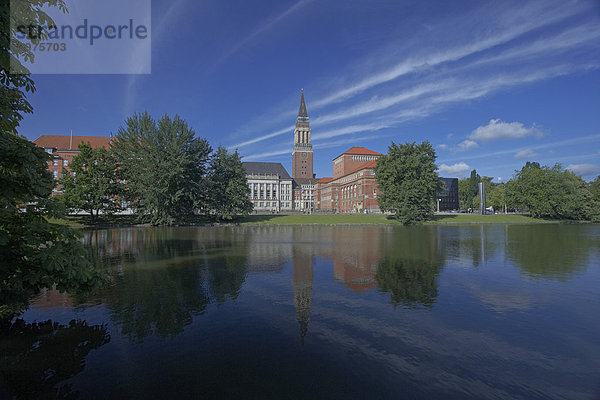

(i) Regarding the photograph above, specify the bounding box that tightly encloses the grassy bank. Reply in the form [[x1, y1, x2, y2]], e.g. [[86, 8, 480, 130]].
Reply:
[[239, 213, 551, 225], [47, 213, 553, 228]]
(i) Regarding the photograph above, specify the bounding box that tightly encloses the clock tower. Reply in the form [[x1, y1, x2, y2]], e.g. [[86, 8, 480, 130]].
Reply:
[[292, 90, 313, 179]]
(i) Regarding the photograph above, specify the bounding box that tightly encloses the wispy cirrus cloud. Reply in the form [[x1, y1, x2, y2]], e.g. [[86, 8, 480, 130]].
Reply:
[[212, 0, 314, 69], [230, 0, 599, 167], [310, 0, 592, 109], [514, 149, 538, 159]]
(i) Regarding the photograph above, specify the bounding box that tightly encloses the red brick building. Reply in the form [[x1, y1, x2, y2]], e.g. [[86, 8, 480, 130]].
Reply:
[[315, 147, 383, 213], [33, 134, 111, 193]]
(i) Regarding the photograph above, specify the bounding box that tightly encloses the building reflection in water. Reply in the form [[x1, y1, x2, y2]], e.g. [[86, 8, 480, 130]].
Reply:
[[330, 227, 380, 292], [291, 247, 314, 346]]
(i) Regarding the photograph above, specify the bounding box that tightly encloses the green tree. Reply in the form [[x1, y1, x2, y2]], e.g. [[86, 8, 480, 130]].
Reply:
[[208, 146, 252, 220], [1, 2, 106, 318], [507, 162, 592, 220], [467, 169, 480, 209], [61, 142, 119, 222], [590, 175, 600, 222], [0, 133, 107, 318], [488, 183, 507, 212], [111, 112, 212, 225], [374, 141, 442, 224], [458, 178, 469, 209], [1, 1, 68, 133]]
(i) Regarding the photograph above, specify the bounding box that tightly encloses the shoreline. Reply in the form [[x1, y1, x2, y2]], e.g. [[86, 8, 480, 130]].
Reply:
[[49, 213, 577, 228]]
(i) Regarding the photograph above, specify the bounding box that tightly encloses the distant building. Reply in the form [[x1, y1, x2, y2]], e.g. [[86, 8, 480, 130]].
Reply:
[[314, 147, 383, 213], [438, 177, 459, 210], [243, 162, 294, 212], [33, 134, 111, 193]]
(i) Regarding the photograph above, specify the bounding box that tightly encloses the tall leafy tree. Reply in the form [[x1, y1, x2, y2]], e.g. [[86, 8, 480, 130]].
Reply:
[[1, 1, 106, 318], [1, 1, 68, 133], [111, 112, 212, 225], [0, 133, 107, 318], [467, 169, 480, 208], [458, 178, 469, 209], [507, 162, 592, 220], [590, 176, 600, 222], [208, 146, 252, 220], [374, 141, 442, 224], [61, 142, 119, 222]]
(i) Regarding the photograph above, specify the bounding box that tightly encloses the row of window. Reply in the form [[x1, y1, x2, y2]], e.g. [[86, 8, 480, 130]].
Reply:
[[50, 159, 69, 166], [351, 155, 377, 161], [252, 201, 291, 208]]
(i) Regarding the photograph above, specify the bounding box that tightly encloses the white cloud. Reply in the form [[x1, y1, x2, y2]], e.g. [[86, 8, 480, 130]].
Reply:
[[455, 139, 479, 152], [566, 164, 600, 178], [438, 144, 448, 150], [469, 119, 543, 142], [438, 162, 471, 177], [514, 149, 538, 159]]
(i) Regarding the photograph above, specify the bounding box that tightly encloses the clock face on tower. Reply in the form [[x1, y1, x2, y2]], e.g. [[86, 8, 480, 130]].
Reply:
[[302, 152, 308, 159]]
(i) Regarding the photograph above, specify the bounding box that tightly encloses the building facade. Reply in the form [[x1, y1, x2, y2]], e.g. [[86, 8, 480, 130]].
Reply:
[[438, 177, 459, 211], [33, 134, 111, 193], [315, 147, 383, 213], [243, 162, 294, 212]]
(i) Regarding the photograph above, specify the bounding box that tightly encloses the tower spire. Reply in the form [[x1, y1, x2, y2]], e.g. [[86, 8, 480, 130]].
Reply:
[[298, 89, 308, 120]]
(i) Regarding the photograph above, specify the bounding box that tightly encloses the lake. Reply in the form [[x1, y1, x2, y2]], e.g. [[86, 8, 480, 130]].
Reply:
[[2, 224, 599, 399]]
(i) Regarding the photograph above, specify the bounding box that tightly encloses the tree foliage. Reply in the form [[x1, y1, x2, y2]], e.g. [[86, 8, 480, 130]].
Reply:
[[61, 142, 119, 222], [1, 2, 106, 318], [111, 112, 212, 225], [374, 141, 442, 224], [208, 146, 253, 220], [0, 132, 107, 318], [506, 162, 592, 220], [467, 169, 480, 208], [1, 0, 68, 133]]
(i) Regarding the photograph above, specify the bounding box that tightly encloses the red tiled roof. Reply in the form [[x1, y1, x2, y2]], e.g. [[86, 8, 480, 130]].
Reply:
[[343, 147, 381, 156], [347, 159, 377, 175], [34, 135, 111, 151], [317, 177, 334, 183]]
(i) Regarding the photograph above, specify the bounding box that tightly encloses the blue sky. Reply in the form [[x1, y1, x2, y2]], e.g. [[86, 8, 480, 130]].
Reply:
[[20, 0, 600, 181]]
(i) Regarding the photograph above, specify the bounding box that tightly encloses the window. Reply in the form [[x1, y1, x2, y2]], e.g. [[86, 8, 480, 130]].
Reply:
[[53, 159, 59, 166], [52, 170, 58, 178], [63, 159, 69, 167]]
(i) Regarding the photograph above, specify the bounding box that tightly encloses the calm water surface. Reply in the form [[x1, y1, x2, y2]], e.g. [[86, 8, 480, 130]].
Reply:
[[2, 224, 599, 399]]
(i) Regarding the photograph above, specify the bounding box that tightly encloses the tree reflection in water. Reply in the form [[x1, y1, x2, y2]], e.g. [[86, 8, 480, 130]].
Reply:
[[506, 224, 600, 280], [376, 226, 446, 308], [83, 227, 249, 342], [0, 319, 109, 399]]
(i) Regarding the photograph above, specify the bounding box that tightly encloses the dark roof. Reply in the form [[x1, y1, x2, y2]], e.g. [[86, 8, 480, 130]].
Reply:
[[298, 90, 308, 118], [243, 162, 291, 179], [34, 135, 111, 150], [293, 177, 318, 187]]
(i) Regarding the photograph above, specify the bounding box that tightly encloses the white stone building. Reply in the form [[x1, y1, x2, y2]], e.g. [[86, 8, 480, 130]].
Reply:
[[243, 162, 294, 212]]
